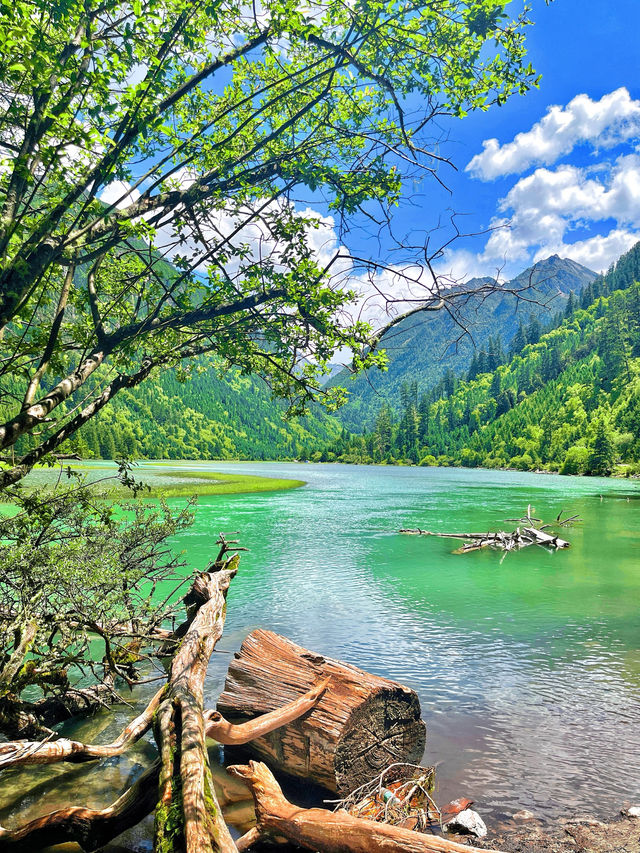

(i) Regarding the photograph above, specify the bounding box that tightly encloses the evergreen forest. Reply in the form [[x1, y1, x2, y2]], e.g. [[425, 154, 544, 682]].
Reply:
[[323, 242, 640, 476], [10, 364, 340, 462]]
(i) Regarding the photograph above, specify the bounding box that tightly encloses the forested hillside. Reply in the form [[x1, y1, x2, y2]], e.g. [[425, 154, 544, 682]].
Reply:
[[11, 363, 340, 462], [323, 243, 640, 476], [329, 255, 596, 431]]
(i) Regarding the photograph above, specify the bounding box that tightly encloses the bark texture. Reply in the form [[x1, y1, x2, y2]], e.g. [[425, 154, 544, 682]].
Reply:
[[153, 562, 240, 853], [217, 630, 426, 795]]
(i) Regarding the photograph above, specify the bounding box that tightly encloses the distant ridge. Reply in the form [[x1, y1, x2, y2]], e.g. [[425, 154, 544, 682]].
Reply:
[[323, 240, 640, 474], [328, 255, 597, 431]]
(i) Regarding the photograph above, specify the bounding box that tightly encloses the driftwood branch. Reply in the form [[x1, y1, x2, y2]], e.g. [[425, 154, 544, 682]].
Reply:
[[229, 760, 503, 853], [205, 676, 331, 745], [235, 826, 263, 851], [0, 760, 161, 852], [0, 563, 242, 853], [400, 526, 570, 553], [400, 507, 576, 553]]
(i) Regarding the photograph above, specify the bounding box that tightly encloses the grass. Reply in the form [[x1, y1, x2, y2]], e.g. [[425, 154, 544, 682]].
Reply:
[[136, 470, 306, 498], [13, 462, 306, 498]]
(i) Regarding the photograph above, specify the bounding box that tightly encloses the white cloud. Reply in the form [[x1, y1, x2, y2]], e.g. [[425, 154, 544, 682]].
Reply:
[[99, 180, 141, 210], [499, 155, 640, 227], [532, 229, 640, 274], [467, 88, 640, 181], [464, 151, 640, 275], [147, 172, 441, 334], [433, 247, 505, 283]]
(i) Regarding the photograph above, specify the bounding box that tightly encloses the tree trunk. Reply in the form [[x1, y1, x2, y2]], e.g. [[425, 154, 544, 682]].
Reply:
[[153, 562, 240, 853], [217, 630, 426, 795]]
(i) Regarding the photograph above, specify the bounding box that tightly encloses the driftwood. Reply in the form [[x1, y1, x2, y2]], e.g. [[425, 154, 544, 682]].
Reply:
[[0, 563, 241, 853], [153, 562, 240, 853], [230, 760, 503, 853], [0, 560, 329, 852], [205, 677, 330, 745], [0, 680, 330, 771], [217, 630, 426, 795], [401, 507, 576, 553]]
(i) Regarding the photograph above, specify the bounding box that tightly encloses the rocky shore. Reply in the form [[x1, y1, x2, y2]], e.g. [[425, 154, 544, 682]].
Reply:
[[471, 808, 640, 853]]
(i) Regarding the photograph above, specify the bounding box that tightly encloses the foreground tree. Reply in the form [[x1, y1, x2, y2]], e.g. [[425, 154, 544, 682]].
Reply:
[[0, 477, 197, 738], [0, 0, 544, 486]]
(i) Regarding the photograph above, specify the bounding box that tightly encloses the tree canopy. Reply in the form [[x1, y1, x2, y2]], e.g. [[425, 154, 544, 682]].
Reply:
[[0, 0, 541, 485]]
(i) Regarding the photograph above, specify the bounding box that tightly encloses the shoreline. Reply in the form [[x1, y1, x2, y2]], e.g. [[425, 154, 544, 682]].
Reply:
[[475, 810, 640, 852]]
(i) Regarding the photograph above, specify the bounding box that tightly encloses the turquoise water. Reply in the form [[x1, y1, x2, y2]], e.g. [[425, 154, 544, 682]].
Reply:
[[2, 462, 639, 838], [178, 462, 640, 821]]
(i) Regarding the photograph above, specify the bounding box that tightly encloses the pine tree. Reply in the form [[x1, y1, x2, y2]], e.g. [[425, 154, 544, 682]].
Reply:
[[527, 316, 541, 345], [509, 321, 528, 357], [373, 404, 393, 460], [467, 352, 479, 381], [588, 419, 615, 476], [564, 290, 577, 318]]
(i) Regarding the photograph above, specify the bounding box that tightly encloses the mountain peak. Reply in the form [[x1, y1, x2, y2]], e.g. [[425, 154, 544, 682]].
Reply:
[[330, 254, 598, 431]]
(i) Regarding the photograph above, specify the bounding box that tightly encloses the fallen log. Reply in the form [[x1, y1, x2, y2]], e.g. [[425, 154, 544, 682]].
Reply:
[[401, 507, 575, 554], [229, 760, 503, 853], [217, 630, 426, 795], [400, 526, 569, 552], [153, 560, 240, 853]]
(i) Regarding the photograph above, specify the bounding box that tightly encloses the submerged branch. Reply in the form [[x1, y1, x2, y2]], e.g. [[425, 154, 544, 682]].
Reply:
[[400, 508, 578, 553]]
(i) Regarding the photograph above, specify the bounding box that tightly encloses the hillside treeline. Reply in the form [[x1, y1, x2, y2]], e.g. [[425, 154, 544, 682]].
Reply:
[[12, 366, 339, 462], [323, 244, 640, 476]]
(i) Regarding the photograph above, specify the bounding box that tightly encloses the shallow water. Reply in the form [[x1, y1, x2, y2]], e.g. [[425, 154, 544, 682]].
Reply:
[[2, 462, 640, 843]]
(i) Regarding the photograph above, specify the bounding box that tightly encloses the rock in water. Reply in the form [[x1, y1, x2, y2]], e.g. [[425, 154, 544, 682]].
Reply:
[[512, 809, 536, 821], [446, 809, 488, 838], [623, 806, 640, 818]]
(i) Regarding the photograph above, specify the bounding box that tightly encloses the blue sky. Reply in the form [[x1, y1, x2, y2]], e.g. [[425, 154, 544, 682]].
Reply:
[[380, 0, 640, 281], [99, 1, 640, 304]]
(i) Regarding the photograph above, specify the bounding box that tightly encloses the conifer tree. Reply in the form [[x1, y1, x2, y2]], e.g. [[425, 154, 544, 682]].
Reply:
[[588, 419, 615, 476]]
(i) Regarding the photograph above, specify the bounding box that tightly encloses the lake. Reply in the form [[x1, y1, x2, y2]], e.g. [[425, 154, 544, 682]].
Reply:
[[2, 461, 640, 839]]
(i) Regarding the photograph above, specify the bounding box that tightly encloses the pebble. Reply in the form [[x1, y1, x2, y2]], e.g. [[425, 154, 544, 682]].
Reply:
[[563, 817, 605, 827], [446, 809, 488, 838], [622, 806, 640, 818], [513, 810, 536, 821]]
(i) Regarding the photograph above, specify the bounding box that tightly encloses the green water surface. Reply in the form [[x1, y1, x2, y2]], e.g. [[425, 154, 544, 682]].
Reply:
[[1, 462, 639, 840]]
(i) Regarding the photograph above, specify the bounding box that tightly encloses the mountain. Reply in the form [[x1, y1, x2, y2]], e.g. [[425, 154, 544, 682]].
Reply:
[[13, 360, 340, 462], [324, 241, 640, 476], [328, 256, 597, 431]]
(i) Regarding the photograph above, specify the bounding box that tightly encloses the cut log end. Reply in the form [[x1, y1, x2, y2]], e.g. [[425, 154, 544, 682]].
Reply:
[[335, 688, 426, 794], [218, 630, 426, 795]]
